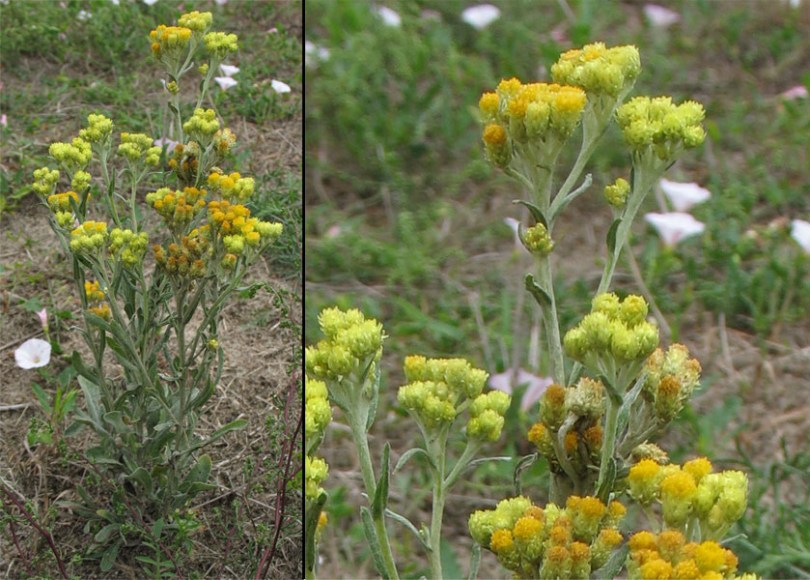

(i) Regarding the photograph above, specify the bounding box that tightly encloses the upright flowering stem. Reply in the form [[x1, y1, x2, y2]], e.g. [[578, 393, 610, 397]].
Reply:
[[535, 257, 566, 386], [595, 395, 621, 503]]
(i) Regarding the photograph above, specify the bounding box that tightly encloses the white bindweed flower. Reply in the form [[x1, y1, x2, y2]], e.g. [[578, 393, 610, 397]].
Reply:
[[215, 0, 228, 4], [645, 212, 705, 246], [461, 4, 501, 30], [219, 64, 240, 77], [790, 219, 810, 253], [659, 179, 711, 212], [271, 79, 291, 94], [15, 338, 52, 369], [780, 85, 808, 100], [643, 3, 680, 28], [305, 40, 330, 67], [109, 0, 120, 5], [77, 9, 92, 20], [214, 76, 238, 90], [142, 0, 158, 5], [503, 217, 523, 251], [376, 5, 401, 27]]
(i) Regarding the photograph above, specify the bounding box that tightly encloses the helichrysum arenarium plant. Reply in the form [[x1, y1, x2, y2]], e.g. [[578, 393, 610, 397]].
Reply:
[[31, 10, 283, 572], [306, 40, 757, 580]]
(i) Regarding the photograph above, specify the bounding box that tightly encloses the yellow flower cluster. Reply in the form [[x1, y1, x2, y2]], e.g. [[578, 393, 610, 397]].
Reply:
[[642, 344, 701, 422], [213, 128, 236, 155], [177, 10, 212, 34], [183, 108, 220, 145], [616, 96, 706, 161], [626, 530, 741, 580], [71, 170, 91, 193], [47, 191, 78, 213], [49, 138, 92, 174], [206, 199, 282, 259], [109, 228, 149, 268], [166, 143, 200, 184], [479, 79, 587, 169], [149, 24, 193, 61], [204, 31, 239, 58], [147, 186, 207, 230], [78, 113, 113, 145], [207, 170, 254, 202], [627, 457, 748, 536], [69, 220, 108, 254], [305, 377, 332, 452], [118, 132, 161, 166], [469, 495, 625, 579], [32, 167, 60, 196], [466, 390, 511, 441], [84, 280, 110, 320], [551, 43, 641, 99], [305, 455, 328, 500], [305, 308, 385, 382], [152, 228, 209, 279], [564, 292, 659, 374]]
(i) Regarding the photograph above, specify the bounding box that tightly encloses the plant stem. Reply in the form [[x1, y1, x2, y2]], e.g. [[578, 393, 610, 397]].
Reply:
[[428, 435, 448, 580], [536, 257, 565, 386], [595, 395, 621, 502]]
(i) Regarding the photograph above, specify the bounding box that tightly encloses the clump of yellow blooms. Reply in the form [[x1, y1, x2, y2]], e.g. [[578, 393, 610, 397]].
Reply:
[[551, 43, 641, 99], [479, 79, 587, 170], [152, 228, 209, 279], [49, 138, 92, 174], [305, 377, 332, 453], [71, 170, 91, 194], [305, 308, 385, 382], [469, 495, 625, 578], [564, 292, 659, 379], [183, 108, 220, 145], [149, 24, 193, 62], [69, 220, 108, 253], [522, 222, 554, 256], [146, 186, 207, 230], [627, 457, 749, 539], [84, 280, 110, 320], [213, 128, 236, 155], [118, 132, 161, 166], [47, 191, 78, 213], [108, 228, 149, 269], [642, 344, 702, 422], [78, 114, 114, 146], [305, 455, 329, 500], [203, 31, 239, 58], [626, 529, 742, 580], [616, 96, 706, 162], [207, 170, 254, 202], [177, 10, 212, 34], [32, 167, 60, 196]]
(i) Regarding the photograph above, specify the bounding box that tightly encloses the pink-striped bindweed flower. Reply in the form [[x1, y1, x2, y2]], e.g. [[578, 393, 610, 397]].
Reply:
[[488, 368, 553, 412], [659, 179, 711, 212], [645, 212, 705, 246], [643, 4, 680, 28], [461, 4, 501, 30], [214, 76, 238, 90]]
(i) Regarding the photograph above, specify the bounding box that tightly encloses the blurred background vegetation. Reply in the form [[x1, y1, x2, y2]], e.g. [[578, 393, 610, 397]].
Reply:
[[305, 0, 810, 578]]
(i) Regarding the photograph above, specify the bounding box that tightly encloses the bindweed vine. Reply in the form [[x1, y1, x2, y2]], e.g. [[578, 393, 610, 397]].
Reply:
[[30, 10, 283, 573], [306, 42, 753, 579]]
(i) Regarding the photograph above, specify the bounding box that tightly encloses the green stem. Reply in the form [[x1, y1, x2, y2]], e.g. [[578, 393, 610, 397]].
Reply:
[[428, 434, 448, 580], [535, 257, 565, 386], [595, 395, 621, 502], [347, 409, 399, 580]]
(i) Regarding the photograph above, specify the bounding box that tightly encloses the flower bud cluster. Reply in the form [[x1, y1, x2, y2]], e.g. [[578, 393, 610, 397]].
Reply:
[[305, 308, 385, 382], [522, 223, 554, 256], [213, 128, 237, 155], [177, 10, 213, 34], [78, 113, 113, 145], [84, 280, 111, 320], [150, 24, 193, 62], [167, 142, 201, 184], [71, 170, 92, 193], [49, 138, 92, 174], [479, 78, 586, 170], [183, 108, 220, 145], [626, 530, 741, 580], [466, 390, 511, 441], [204, 31, 239, 58], [47, 191, 78, 213], [32, 167, 60, 196], [147, 186, 207, 230], [551, 43, 641, 99], [118, 132, 161, 166], [642, 344, 701, 422], [616, 96, 706, 162], [469, 495, 625, 579], [305, 455, 329, 500], [207, 170, 254, 202], [109, 228, 149, 268], [604, 177, 630, 208], [564, 292, 659, 372], [69, 220, 108, 254], [206, 199, 281, 262], [627, 457, 748, 536], [152, 228, 209, 279]]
